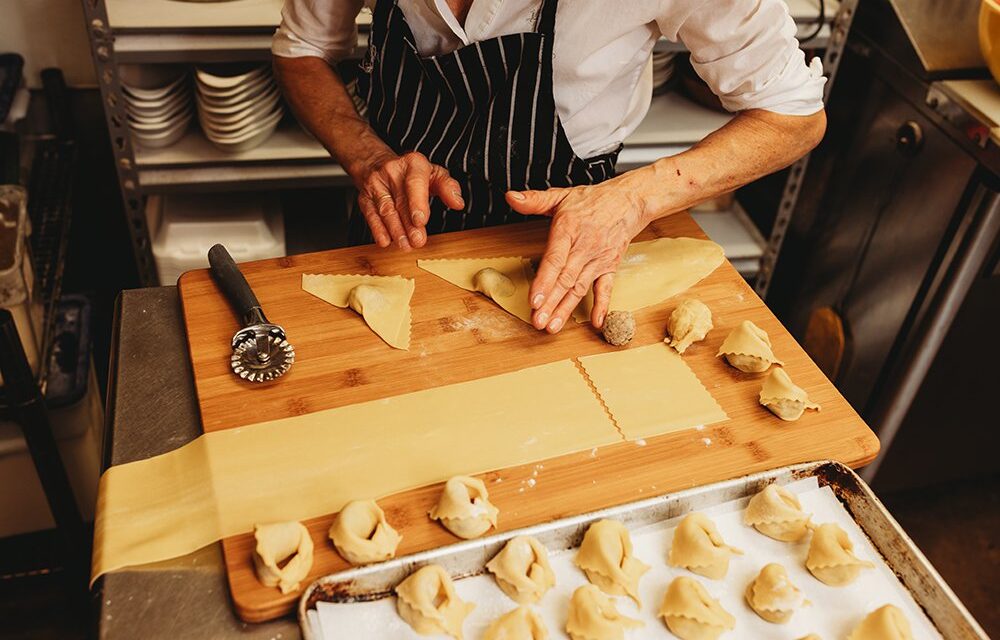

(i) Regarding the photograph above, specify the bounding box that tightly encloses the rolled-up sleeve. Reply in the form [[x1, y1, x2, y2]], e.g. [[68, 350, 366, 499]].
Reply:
[[272, 0, 364, 63], [659, 0, 826, 115]]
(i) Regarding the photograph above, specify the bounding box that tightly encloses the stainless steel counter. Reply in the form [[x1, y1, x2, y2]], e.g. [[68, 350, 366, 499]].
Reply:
[[96, 287, 299, 639]]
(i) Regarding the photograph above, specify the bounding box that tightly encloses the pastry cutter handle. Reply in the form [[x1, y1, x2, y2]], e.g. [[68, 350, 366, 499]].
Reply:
[[208, 244, 264, 326]]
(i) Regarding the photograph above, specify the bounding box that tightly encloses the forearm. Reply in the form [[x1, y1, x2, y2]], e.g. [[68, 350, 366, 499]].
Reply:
[[272, 55, 394, 181], [621, 108, 827, 225]]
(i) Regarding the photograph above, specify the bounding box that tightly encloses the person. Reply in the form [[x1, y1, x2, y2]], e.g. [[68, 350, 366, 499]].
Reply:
[[272, 0, 827, 333]]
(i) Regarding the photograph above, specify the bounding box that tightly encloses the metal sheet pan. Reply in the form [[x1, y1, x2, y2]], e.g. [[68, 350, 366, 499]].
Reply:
[[298, 461, 987, 639]]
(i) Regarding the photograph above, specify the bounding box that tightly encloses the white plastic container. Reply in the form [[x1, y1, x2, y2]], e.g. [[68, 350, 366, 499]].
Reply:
[[148, 192, 286, 285]]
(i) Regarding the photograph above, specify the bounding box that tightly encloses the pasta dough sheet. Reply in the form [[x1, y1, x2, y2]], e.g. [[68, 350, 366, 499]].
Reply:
[[309, 478, 943, 640], [579, 342, 728, 440], [574, 237, 725, 322], [417, 257, 536, 323], [91, 360, 620, 584]]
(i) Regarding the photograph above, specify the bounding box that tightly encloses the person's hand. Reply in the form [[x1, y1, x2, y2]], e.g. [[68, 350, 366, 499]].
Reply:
[[505, 181, 651, 332], [352, 150, 465, 250]]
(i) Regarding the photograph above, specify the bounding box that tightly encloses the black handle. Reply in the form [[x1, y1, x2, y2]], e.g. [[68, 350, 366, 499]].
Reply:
[[209, 244, 261, 321]]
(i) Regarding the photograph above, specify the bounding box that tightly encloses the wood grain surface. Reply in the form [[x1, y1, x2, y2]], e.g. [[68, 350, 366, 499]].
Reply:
[[177, 214, 879, 623]]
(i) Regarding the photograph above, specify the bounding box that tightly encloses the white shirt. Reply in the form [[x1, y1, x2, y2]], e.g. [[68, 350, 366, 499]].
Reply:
[[273, 0, 826, 159]]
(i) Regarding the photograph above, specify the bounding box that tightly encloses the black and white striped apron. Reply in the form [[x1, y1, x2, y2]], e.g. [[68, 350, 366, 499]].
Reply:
[[349, 0, 621, 243]]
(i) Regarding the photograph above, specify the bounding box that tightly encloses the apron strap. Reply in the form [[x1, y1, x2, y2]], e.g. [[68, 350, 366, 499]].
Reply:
[[536, 0, 559, 36]]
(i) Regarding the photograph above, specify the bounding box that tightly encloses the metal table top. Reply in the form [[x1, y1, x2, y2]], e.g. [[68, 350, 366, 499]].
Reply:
[[96, 287, 299, 639]]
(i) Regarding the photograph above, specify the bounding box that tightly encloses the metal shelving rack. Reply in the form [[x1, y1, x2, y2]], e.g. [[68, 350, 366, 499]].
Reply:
[[0, 69, 89, 604], [81, 0, 855, 289]]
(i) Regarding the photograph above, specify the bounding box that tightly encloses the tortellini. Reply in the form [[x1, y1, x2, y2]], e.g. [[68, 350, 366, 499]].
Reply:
[[668, 513, 743, 580], [252, 521, 314, 594], [666, 299, 713, 354], [395, 564, 475, 639], [574, 519, 650, 605], [328, 499, 401, 565], [565, 584, 643, 640], [483, 606, 549, 640], [486, 536, 556, 604], [744, 563, 806, 624], [658, 576, 735, 640], [744, 483, 813, 542], [429, 475, 499, 539], [759, 368, 821, 421], [848, 605, 913, 640], [717, 320, 783, 373], [806, 523, 873, 586]]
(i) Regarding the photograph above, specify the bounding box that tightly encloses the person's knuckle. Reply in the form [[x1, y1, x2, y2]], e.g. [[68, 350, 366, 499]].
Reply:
[[556, 270, 577, 289], [405, 174, 426, 188], [571, 280, 589, 297], [538, 253, 561, 270]]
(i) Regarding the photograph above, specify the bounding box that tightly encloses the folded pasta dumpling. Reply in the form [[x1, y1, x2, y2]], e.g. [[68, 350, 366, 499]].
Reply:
[[574, 519, 650, 606], [566, 584, 643, 640], [848, 605, 913, 640], [252, 521, 314, 594], [429, 475, 499, 539], [658, 576, 735, 640], [717, 320, 783, 373], [745, 563, 806, 624], [328, 499, 401, 565], [744, 484, 812, 542], [486, 536, 556, 604], [474, 267, 517, 298], [668, 513, 743, 580], [484, 606, 549, 640], [806, 523, 873, 586], [395, 564, 475, 639], [759, 368, 821, 421], [666, 299, 713, 354]]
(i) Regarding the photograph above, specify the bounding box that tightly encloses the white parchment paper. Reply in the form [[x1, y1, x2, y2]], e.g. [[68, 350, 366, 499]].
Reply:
[[311, 478, 942, 639]]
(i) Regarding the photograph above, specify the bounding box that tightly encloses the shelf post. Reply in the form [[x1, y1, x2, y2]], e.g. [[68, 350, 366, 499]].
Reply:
[[80, 0, 160, 286]]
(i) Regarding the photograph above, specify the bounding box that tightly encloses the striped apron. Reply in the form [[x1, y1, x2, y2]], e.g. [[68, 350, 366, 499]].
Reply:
[[349, 0, 621, 243]]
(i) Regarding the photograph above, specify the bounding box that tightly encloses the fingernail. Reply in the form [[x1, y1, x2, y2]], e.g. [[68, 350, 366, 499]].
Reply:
[[509, 191, 526, 201], [409, 229, 424, 243], [412, 210, 425, 224], [398, 236, 411, 251], [536, 312, 549, 326], [597, 313, 605, 327], [548, 317, 563, 332], [531, 293, 545, 308]]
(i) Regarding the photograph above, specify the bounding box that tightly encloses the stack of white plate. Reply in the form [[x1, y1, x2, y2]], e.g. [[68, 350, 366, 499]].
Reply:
[[651, 50, 677, 95], [120, 65, 193, 149], [195, 64, 284, 153]]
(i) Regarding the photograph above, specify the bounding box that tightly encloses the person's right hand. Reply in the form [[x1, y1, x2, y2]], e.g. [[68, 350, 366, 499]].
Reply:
[[353, 150, 465, 251]]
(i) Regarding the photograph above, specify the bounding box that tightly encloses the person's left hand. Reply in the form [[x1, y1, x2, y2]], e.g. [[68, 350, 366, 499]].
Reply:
[[505, 181, 650, 333]]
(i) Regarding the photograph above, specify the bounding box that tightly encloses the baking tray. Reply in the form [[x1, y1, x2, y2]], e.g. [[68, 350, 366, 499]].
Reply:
[[298, 461, 987, 639]]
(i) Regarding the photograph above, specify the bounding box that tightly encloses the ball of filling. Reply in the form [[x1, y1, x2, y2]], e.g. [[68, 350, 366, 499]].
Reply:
[[602, 310, 636, 346]]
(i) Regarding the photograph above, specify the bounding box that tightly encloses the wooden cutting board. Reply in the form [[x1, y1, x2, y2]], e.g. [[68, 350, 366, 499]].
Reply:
[[177, 214, 879, 622]]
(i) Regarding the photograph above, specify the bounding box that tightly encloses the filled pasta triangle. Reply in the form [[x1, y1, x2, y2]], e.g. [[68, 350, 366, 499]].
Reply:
[[302, 273, 415, 350]]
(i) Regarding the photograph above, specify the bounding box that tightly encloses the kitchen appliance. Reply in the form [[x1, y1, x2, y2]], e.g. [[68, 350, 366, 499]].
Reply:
[[766, 0, 1000, 489]]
